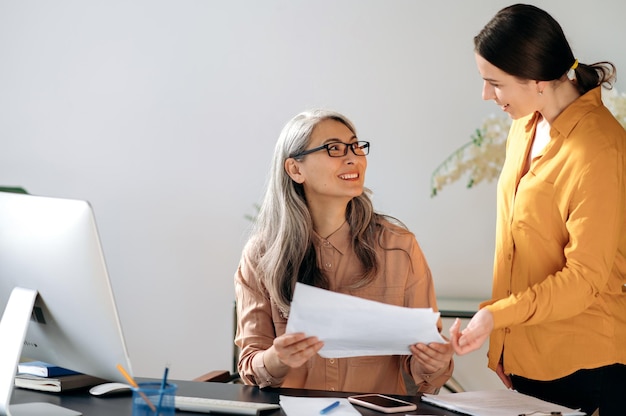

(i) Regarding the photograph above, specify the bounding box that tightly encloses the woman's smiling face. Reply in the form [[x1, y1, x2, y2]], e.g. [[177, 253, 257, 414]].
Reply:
[[288, 118, 367, 206], [475, 53, 542, 120]]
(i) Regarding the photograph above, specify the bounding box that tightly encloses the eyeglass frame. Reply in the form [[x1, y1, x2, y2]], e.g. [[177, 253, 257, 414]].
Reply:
[[289, 140, 370, 159]]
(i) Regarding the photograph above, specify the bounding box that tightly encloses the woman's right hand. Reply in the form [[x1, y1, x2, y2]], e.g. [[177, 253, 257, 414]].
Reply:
[[449, 308, 494, 355], [268, 332, 324, 369]]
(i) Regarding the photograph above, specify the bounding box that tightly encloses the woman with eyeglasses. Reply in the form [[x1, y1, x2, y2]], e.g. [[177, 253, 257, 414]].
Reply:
[[234, 109, 453, 394], [450, 4, 626, 414]]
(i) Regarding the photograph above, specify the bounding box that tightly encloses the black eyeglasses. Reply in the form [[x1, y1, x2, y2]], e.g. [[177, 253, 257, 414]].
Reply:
[[290, 141, 370, 159]]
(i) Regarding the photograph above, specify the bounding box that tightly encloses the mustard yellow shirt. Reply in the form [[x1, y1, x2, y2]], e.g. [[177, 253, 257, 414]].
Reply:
[[484, 87, 626, 380], [235, 219, 453, 394]]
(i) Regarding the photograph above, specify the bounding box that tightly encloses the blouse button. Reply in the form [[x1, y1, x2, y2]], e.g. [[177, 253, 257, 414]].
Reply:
[[504, 328, 511, 334], [329, 359, 335, 364]]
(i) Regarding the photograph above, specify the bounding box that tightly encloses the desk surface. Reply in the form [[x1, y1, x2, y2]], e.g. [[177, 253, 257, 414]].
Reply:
[[437, 297, 480, 319], [11, 378, 454, 415]]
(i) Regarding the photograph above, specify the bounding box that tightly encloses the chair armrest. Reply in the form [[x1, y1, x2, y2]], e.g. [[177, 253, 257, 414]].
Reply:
[[193, 370, 236, 383]]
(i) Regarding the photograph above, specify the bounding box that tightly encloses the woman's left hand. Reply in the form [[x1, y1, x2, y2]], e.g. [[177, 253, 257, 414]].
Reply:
[[409, 341, 454, 374]]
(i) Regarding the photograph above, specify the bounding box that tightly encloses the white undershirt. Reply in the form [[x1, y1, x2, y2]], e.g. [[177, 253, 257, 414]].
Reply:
[[530, 116, 551, 160]]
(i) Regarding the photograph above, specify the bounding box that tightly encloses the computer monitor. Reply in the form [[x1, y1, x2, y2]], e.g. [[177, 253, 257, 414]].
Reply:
[[0, 191, 134, 415]]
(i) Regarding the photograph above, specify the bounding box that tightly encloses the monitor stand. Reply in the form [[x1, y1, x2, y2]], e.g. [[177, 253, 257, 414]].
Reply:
[[0, 287, 81, 416]]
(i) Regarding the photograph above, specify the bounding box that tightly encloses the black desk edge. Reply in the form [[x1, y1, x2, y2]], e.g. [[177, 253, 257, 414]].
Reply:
[[12, 378, 453, 415]]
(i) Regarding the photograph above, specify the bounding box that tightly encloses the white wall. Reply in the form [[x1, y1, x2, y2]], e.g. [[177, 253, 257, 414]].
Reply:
[[1, 0, 625, 383]]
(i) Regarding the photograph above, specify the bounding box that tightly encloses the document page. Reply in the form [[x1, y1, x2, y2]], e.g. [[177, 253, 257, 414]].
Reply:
[[279, 396, 360, 416], [286, 283, 445, 358], [421, 389, 585, 416]]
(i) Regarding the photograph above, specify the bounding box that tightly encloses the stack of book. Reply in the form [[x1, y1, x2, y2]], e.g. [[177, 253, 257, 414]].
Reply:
[[15, 361, 106, 393]]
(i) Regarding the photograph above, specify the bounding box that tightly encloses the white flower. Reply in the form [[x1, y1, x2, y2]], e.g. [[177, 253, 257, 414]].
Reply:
[[431, 115, 510, 196], [603, 88, 626, 128]]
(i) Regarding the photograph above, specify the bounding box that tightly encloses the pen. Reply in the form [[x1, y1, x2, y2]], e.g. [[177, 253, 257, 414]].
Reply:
[[157, 364, 170, 413], [320, 400, 340, 414], [116, 363, 157, 412]]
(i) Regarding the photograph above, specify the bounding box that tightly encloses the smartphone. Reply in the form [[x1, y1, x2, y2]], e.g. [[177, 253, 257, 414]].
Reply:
[[347, 394, 417, 413]]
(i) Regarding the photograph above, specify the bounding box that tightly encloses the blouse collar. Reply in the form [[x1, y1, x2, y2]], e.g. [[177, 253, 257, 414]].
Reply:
[[312, 220, 351, 255]]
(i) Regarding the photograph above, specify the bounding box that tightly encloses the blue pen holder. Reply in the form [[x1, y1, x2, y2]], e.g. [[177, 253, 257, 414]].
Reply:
[[131, 382, 177, 416]]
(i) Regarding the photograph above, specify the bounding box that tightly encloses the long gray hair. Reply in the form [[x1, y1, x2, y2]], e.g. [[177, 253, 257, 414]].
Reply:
[[248, 109, 381, 315]]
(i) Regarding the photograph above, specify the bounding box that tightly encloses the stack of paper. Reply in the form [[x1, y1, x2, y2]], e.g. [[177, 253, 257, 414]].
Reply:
[[286, 283, 444, 358], [422, 389, 585, 416]]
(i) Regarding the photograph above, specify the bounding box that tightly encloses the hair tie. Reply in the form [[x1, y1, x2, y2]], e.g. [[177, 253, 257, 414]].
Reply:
[[567, 59, 579, 81]]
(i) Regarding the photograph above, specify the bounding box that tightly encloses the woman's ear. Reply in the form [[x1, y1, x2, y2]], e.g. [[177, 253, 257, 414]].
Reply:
[[535, 80, 548, 95], [285, 158, 305, 184]]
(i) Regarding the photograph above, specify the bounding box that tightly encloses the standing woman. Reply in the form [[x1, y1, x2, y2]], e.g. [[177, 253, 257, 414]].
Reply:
[[235, 109, 453, 395], [450, 4, 626, 414]]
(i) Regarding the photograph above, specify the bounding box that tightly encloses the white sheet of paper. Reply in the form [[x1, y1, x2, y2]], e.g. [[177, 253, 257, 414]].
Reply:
[[286, 283, 445, 358], [421, 389, 586, 416], [279, 396, 360, 416]]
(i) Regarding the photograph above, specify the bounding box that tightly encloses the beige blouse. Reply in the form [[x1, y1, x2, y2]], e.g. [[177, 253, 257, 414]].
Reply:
[[235, 219, 453, 394]]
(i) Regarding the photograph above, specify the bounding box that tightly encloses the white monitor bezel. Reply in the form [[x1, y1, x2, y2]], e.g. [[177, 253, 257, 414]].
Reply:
[[0, 192, 133, 413]]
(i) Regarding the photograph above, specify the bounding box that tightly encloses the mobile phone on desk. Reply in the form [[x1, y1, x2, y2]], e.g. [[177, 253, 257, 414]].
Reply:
[[348, 394, 417, 413]]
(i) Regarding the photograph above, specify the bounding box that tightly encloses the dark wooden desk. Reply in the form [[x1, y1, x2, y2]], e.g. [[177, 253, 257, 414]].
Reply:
[[437, 298, 479, 319], [11, 378, 454, 415]]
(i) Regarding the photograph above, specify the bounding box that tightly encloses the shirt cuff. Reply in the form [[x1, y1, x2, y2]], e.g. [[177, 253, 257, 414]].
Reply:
[[251, 351, 284, 388], [411, 357, 454, 393]]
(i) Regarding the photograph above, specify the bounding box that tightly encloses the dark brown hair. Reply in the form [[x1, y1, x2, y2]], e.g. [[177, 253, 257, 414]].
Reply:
[[474, 4, 616, 94]]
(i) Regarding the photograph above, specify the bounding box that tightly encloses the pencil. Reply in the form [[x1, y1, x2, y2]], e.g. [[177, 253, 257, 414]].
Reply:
[[116, 363, 156, 412]]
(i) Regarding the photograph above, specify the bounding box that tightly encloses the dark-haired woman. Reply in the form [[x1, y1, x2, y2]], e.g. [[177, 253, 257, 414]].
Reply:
[[234, 109, 453, 395], [450, 4, 626, 414]]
